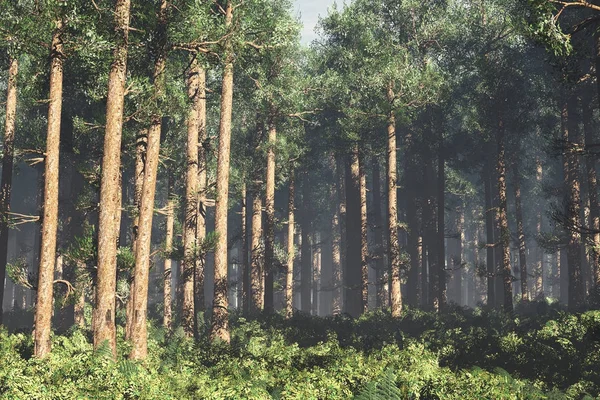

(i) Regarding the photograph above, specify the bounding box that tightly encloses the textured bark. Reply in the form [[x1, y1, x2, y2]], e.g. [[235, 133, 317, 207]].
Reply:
[[163, 197, 174, 331], [129, 0, 167, 359], [250, 187, 263, 312], [300, 174, 312, 313], [359, 154, 368, 313], [264, 110, 276, 313], [182, 59, 201, 336], [195, 66, 207, 325], [371, 158, 385, 309], [582, 90, 600, 294], [563, 97, 584, 310], [514, 166, 529, 302], [34, 23, 64, 358], [387, 84, 402, 317], [210, 1, 234, 343], [346, 148, 363, 317], [94, 0, 131, 357], [0, 57, 18, 325], [285, 172, 295, 318], [496, 112, 513, 312]]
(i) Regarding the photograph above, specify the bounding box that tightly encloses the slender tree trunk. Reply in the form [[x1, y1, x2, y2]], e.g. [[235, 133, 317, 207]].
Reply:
[[300, 173, 312, 313], [182, 59, 201, 336], [251, 186, 263, 312], [345, 147, 363, 317], [582, 90, 600, 295], [241, 184, 249, 314], [285, 171, 295, 318], [331, 174, 342, 315], [129, 0, 167, 359], [34, 22, 64, 358], [312, 232, 321, 315], [484, 165, 496, 307], [0, 57, 18, 325], [421, 161, 432, 307], [513, 165, 528, 302], [453, 203, 464, 306], [535, 158, 544, 298], [437, 139, 446, 311], [359, 154, 369, 313], [496, 110, 512, 312], [387, 84, 402, 317], [563, 96, 584, 310], [371, 158, 385, 308], [163, 194, 174, 331], [94, 0, 131, 357], [337, 155, 347, 310], [264, 108, 276, 313]]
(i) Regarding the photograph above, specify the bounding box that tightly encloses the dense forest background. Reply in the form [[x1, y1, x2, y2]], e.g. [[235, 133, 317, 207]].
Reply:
[[1, 0, 600, 398]]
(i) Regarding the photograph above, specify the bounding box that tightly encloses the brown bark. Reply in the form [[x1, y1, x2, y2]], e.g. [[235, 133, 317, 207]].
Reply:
[[371, 158, 385, 309], [34, 22, 64, 358], [514, 166, 529, 302], [210, 0, 234, 343], [0, 57, 18, 325], [251, 186, 263, 312], [94, 0, 131, 357], [359, 154, 369, 313], [387, 84, 402, 317], [163, 197, 174, 331], [496, 111, 513, 312], [346, 147, 363, 317], [264, 109, 276, 313], [285, 171, 295, 318], [182, 58, 201, 336], [129, 0, 167, 359]]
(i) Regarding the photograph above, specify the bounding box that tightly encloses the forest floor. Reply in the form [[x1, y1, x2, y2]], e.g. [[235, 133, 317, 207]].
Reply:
[[1, 301, 599, 399]]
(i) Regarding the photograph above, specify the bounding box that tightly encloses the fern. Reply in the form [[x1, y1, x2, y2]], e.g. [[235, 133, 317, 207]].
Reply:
[[355, 370, 403, 400]]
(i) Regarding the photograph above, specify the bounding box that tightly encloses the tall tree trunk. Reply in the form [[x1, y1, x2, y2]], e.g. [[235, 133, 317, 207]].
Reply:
[[582, 89, 600, 296], [437, 138, 446, 311], [359, 154, 369, 313], [182, 59, 201, 336], [371, 158, 385, 308], [484, 165, 496, 307], [514, 165, 529, 302], [285, 171, 295, 318], [346, 147, 363, 317], [0, 57, 18, 325], [163, 189, 174, 331], [421, 160, 433, 307], [34, 22, 64, 358], [535, 158, 544, 298], [241, 184, 249, 314], [496, 110, 513, 312], [129, 0, 167, 359], [300, 173, 312, 313], [264, 108, 276, 313], [387, 84, 402, 317], [453, 203, 464, 306], [563, 96, 584, 310], [337, 155, 347, 311], [250, 186, 263, 312], [331, 169, 342, 315], [312, 232, 321, 315], [94, 0, 131, 357]]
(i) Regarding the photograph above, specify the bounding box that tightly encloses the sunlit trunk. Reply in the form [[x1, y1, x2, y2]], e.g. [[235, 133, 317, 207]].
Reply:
[[285, 172, 295, 318], [496, 110, 512, 312]]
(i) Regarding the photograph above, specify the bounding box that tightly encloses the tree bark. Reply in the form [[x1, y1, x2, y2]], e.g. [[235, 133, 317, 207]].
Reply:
[[453, 203, 464, 306], [251, 185, 263, 312], [241, 184, 249, 314], [514, 165, 529, 302], [312, 232, 321, 315], [34, 22, 64, 358], [484, 164, 496, 307], [346, 147, 363, 317], [371, 158, 385, 308], [359, 154, 369, 313], [163, 195, 174, 331], [535, 158, 544, 298], [0, 57, 18, 325], [94, 0, 131, 357], [285, 171, 295, 318], [264, 108, 276, 313], [336, 155, 347, 311], [405, 129, 419, 307], [437, 137, 446, 311], [300, 173, 312, 313], [387, 84, 402, 317]]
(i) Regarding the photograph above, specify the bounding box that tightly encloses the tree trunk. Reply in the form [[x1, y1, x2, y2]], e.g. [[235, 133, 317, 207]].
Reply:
[[535, 158, 544, 298], [250, 185, 263, 312], [94, 0, 131, 357], [163, 195, 174, 331], [387, 84, 402, 317], [514, 165, 528, 302], [300, 173, 312, 313], [484, 164, 496, 307], [34, 22, 64, 358], [241, 184, 249, 314], [129, 0, 167, 359], [496, 110, 513, 312], [346, 147, 363, 317], [563, 96, 584, 310], [336, 155, 347, 311], [312, 232, 321, 315], [182, 58, 201, 336], [359, 154, 369, 313], [371, 158, 385, 309], [437, 138, 446, 311], [331, 167, 342, 315], [0, 57, 18, 325], [582, 89, 600, 296], [285, 171, 295, 318], [264, 108, 276, 313], [453, 203, 464, 306]]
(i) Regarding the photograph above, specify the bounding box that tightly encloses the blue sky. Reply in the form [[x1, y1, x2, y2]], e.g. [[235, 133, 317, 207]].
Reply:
[[294, 0, 338, 44]]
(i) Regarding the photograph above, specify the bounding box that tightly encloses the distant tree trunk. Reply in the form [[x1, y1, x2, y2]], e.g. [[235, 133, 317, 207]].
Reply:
[[513, 165, 528, 302], [264, 108, 276, 313], [535, 158, 544, 298], [129, 0, 167, 359], [34, 22, 64, 358], [312, 232, 321, 315], [437, 138, 446, 311], [163, 193, 174, 331], [359, 155, 369, 313], [250, 185, 263, 312], [182, 59, 201, 337], [0, 57, 18, 325], [371, 158, 385, 308], [453, 203, 464, 306], [346, 147, 363, 317], [425, 157, 437, 309], [387, 84, 402, 317], [331, 170, 342, 315], [241, 184, 249, 314], [94, 0, 131, 357], [301, 173, 312, 313], [484, 165, 496, 307], [496, 110, 512, 312], [285, 171, 295, 318], [337, 155, 347, 310], [582, 90, 600, 295]]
